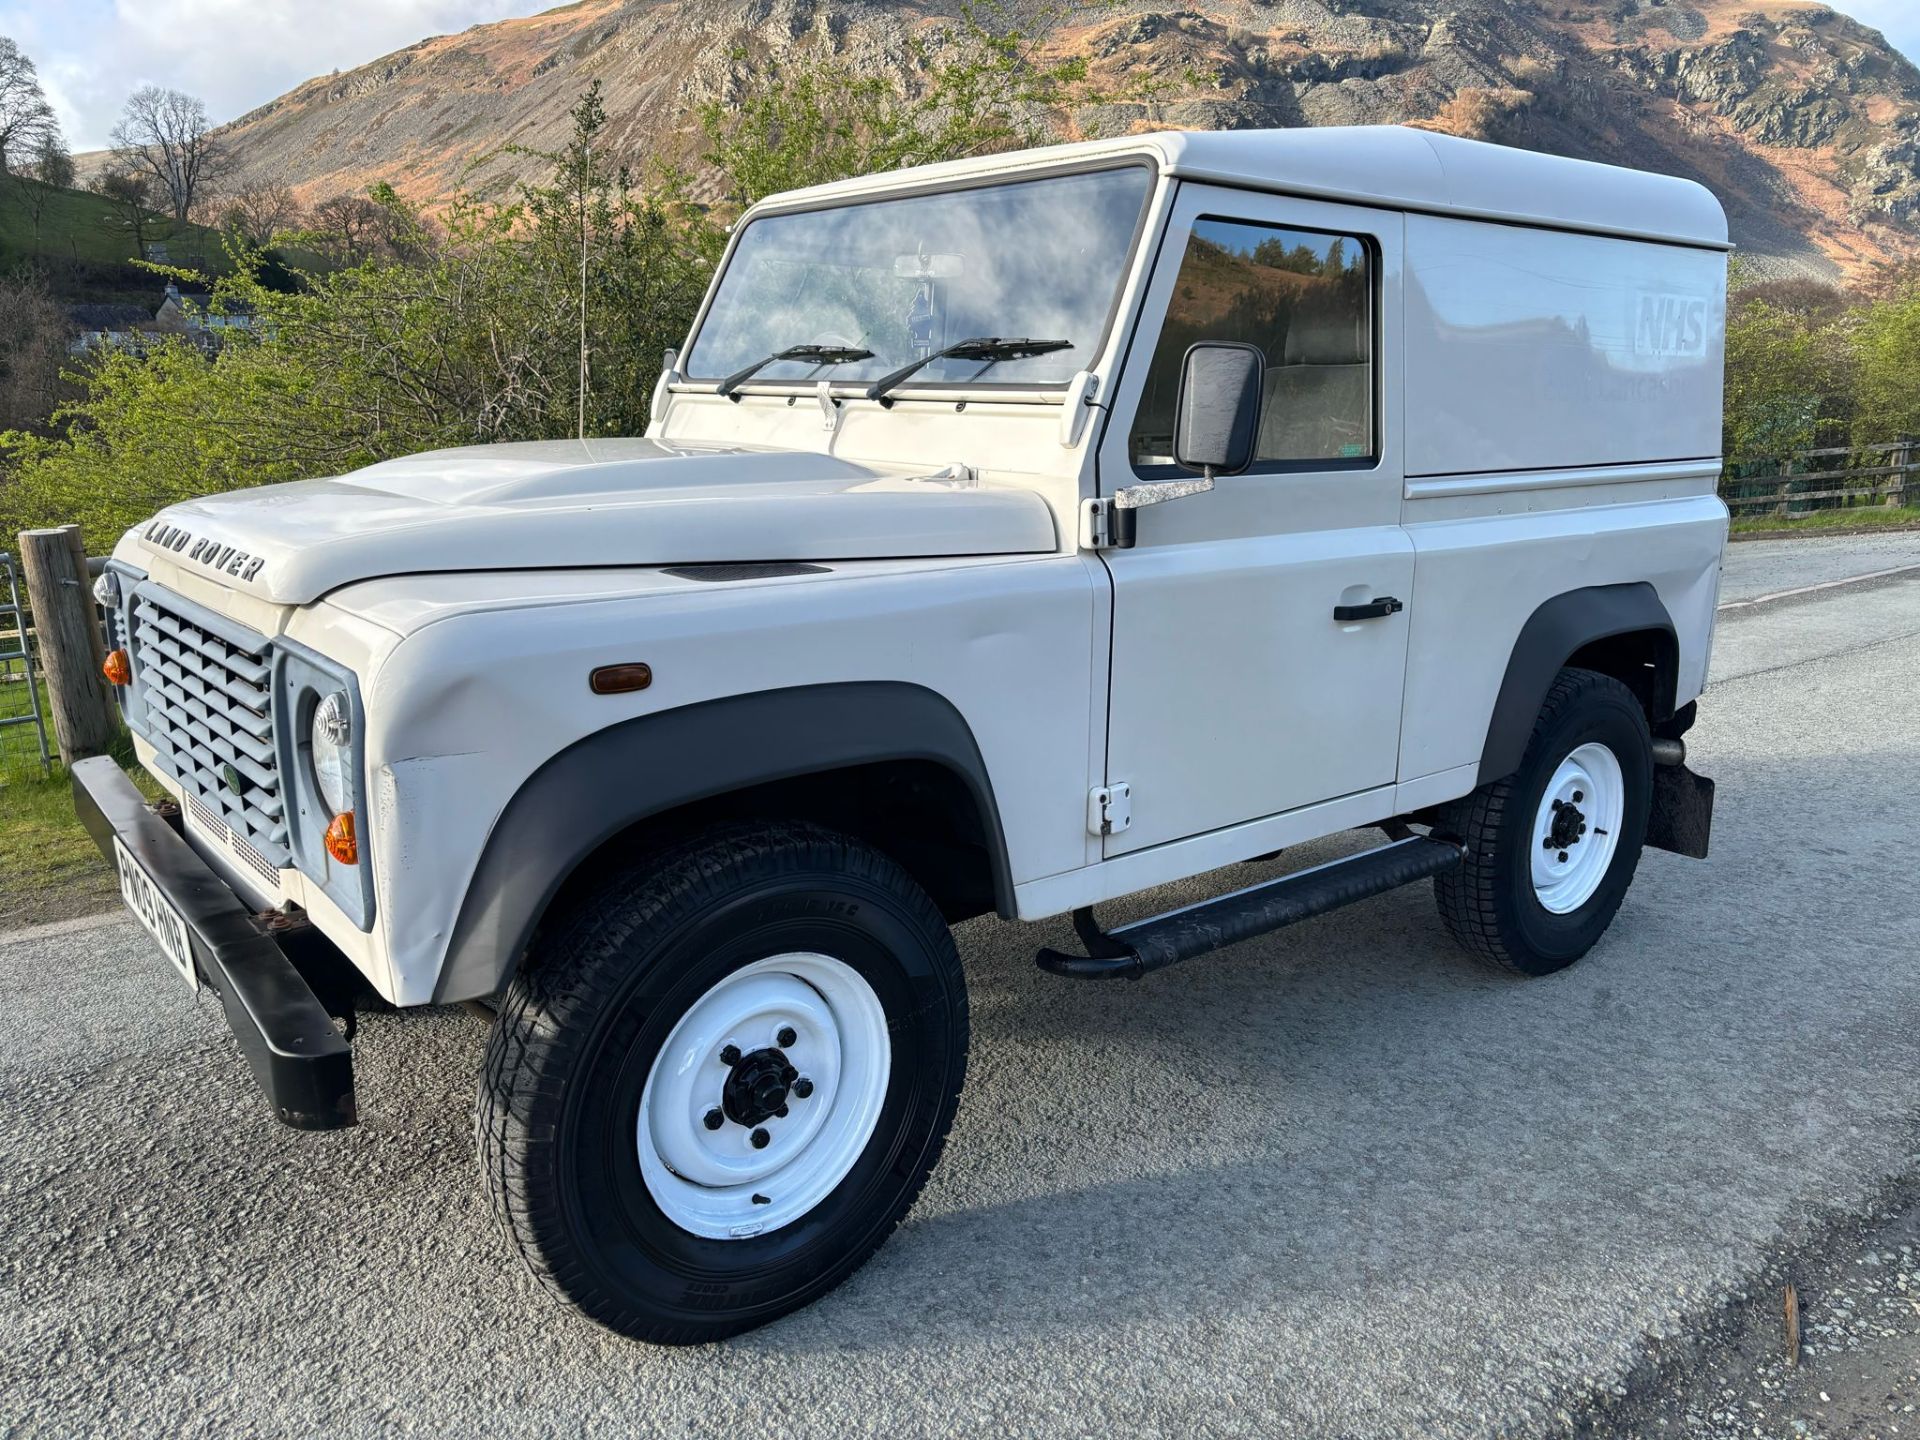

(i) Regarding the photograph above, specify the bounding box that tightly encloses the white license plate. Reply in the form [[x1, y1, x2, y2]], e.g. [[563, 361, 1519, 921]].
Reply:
[[113, 837, 198, 992]]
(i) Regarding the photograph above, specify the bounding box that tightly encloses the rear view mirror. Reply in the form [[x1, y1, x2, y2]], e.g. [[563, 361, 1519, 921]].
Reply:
[[894, 252, 964, 279], [1173, 342, 1265, 478]]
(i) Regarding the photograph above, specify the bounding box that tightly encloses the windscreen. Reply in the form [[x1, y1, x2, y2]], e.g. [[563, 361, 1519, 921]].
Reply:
[[683, 166, 1154, 389]]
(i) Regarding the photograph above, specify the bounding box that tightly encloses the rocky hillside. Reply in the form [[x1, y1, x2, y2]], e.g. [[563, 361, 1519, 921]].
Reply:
[[210, 0, 1920, 279]]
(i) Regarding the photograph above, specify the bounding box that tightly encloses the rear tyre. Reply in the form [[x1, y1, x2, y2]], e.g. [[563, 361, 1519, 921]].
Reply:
[[1433, 667, 1653, 976], [477, 820, 968, 1344]]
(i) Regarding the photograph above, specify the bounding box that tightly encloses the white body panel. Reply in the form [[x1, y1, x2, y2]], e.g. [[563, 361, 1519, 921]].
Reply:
[[1398, 484, 1727, 782], [762, 126, 1729, 251], [1094, 186, 1416, 854], [1403, 216, 1726, 476], [343, 558, 1100, 1004], [133, 439, 1057, 605], [105, 126, 1730, 1008]]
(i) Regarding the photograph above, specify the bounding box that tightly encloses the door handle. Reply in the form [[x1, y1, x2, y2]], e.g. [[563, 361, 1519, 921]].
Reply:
[[1334, 596, 1405, 622]]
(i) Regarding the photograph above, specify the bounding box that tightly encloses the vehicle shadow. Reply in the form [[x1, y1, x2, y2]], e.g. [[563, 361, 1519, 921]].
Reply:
[[730, 736, 1920, 1372], [9, 731, 1915, 1436]]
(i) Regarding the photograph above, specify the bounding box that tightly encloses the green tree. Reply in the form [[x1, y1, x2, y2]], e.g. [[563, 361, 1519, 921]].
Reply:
[[1722, 270, 1853, 459], [506, 83, 719, 440], [2, 26, 1134, 549], [1849, 280, 1920, 445], [1, 97, 717, 545]]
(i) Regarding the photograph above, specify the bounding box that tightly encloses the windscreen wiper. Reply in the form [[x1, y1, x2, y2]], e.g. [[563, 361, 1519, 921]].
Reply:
[[715, 344, 875, 400], [864, 336, 1073, 406]]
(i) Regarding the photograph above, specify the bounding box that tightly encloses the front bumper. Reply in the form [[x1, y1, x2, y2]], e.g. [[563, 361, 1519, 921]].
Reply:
[[71, 756, 357, 1130]]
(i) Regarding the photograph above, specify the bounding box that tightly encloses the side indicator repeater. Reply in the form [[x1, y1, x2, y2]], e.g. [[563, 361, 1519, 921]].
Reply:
[[324, 812, 359, 866], [590, 663, 653, 695]]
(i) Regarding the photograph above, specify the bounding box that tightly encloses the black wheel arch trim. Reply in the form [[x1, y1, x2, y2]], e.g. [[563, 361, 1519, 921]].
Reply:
[[433, 682, 1013, 1004], [1477, 582, 1679, 787]]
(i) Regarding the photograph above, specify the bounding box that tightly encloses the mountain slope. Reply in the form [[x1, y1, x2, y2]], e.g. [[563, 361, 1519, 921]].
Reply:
[[210, 0, 1920, 280]]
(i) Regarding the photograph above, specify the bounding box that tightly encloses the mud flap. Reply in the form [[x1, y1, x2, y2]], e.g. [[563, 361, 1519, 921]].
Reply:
[[1647, 763, 1714, 859]]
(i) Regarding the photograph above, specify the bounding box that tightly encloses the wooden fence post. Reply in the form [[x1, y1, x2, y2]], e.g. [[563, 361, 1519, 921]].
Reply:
[[17, 526, 118, 765]]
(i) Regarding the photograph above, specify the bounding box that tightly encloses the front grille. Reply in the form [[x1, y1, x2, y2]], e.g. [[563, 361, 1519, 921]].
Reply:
[[131, 592, 290, 869], [184, 791, 284, 888]]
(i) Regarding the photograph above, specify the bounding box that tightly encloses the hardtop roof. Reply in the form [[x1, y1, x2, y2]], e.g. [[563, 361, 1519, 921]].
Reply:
[[752, 125, 1731, 252]]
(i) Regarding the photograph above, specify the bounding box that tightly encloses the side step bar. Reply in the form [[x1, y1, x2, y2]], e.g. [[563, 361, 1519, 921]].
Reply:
[[1036, 835, 1464, 981]]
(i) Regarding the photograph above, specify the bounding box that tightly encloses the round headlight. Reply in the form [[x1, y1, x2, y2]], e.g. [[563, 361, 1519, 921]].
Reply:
[[311, 691, 352, 814]]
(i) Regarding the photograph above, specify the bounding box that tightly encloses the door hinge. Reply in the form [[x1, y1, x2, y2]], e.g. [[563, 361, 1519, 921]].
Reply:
[[1079, 498, 1138, 551], [1088, 782, 1132, 837]]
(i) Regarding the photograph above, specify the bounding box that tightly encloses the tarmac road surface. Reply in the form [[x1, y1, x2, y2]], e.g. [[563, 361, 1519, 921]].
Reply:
[[2, 535, 1917, 1438]]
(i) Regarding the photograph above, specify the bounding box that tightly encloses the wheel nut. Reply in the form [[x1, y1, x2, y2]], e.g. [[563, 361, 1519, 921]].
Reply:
[[719, 1044, 741, 1065], [1572, 790, 1584, 803], [1551, 799, 1563, 811], [1557, 851, 1569, 863], [793, 1077, 814, 1099], [777, 1026, 797, 1047], [703, 1108, 724, 1131], [750, 1128, 770, 1149], [776, 1105, 789, 1119]]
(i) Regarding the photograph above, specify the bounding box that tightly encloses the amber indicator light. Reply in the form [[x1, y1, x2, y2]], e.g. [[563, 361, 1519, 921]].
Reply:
[[590, 663, 653, 695], [102, 649, 132, 687], [324, 812, 358, 865]]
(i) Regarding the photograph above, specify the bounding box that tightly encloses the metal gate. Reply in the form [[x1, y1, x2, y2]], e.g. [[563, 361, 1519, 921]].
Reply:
[[0, 552, 52, 777]]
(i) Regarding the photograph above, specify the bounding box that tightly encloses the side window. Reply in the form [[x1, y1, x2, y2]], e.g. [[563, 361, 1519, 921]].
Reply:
[[1128, 218, 1375, 473]]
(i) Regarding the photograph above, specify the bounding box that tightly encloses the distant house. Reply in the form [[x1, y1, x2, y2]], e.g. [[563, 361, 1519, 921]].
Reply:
[[152, 281, 255, 338], [65, 303, 154, 356], [62, 283, 261, 358]]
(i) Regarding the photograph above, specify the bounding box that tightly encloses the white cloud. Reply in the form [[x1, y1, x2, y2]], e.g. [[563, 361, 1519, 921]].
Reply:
[[0, 0, 552, 151]]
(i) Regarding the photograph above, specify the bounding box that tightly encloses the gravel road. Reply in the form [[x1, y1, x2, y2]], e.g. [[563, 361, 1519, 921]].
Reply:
[[1720, 529, 1920, 604], [3, 537, 1918, 1438]]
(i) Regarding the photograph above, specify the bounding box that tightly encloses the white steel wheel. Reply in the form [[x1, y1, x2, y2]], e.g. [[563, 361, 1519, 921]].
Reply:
[[1529, 741, 1625, 914], [637, 953, 891, 1240]]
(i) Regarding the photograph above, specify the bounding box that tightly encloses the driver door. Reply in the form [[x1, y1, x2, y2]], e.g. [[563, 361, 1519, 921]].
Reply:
[[1095, 186, 1413, 856]]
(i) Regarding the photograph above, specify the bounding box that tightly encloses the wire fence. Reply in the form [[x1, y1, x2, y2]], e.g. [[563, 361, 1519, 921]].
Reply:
[[0, 552, 53, 783]]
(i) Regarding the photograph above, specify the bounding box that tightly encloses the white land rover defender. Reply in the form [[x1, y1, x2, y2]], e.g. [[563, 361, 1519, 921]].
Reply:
[[77, 126, 1726, 1344]]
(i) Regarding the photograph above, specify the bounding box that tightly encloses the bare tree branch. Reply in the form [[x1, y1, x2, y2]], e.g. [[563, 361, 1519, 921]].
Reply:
[[111, 85, 226, 222], [90, 167, 159, 259], [0, 35, 60, 176], [221, 179, 304, 246]]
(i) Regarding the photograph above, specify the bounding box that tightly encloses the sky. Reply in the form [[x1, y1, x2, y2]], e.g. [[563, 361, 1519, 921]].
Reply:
[[0, 0, 556, 151], [1846, 0, 1920, 70], [3, 0, 1919, 153]]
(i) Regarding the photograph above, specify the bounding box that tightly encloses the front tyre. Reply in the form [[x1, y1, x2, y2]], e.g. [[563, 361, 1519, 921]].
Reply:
[[1433, 668, 1653, 976], [477, 821, 968, 1345]]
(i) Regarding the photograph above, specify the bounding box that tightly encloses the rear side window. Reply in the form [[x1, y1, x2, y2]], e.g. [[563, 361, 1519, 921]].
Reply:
[[1128, 218, 1375, 473]]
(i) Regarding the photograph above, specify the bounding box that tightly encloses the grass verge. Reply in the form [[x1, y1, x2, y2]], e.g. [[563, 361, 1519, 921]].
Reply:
[[0, 731, 164, 932], [1731, 506, 1920, 536]]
